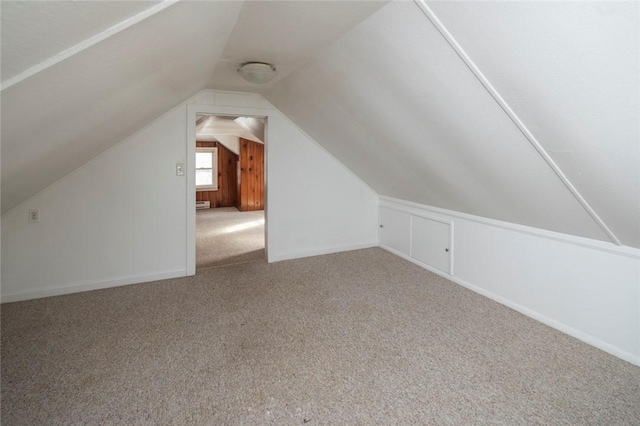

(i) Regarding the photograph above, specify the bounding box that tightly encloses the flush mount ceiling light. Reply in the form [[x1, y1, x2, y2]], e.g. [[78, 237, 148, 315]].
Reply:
[[237, 62, 277, 84]]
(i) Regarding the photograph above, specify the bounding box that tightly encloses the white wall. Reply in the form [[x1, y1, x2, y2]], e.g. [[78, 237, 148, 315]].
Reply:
[[186, 91, 379, 268], [1, 90, 379, 302], [1, 104, 189, 301], [266, 103, 379, 262], [379, 196, 640, 366]]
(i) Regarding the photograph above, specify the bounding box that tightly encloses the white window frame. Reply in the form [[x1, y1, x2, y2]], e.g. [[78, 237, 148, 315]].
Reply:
[[195, 147, 218, 191]]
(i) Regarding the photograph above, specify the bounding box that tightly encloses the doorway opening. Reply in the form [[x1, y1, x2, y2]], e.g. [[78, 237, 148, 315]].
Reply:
[[194, 114, 266, 269]]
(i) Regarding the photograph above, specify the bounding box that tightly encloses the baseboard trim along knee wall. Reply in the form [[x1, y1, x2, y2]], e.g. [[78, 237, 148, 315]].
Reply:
[[378, 196, 640, 367]]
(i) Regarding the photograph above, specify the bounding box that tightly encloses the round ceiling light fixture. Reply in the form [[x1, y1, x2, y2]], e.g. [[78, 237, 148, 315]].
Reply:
[[237, 62, 277, 84]]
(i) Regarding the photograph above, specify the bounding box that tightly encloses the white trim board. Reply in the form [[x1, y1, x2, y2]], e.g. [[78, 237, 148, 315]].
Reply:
[[379, 196, 639, 259], [1, 0, 180, 91], [1, 269, 186, 304], [412, 0, 621, 246]]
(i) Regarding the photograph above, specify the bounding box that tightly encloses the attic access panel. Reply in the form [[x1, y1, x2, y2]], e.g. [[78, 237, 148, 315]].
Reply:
[[410, 215, 451, 275]]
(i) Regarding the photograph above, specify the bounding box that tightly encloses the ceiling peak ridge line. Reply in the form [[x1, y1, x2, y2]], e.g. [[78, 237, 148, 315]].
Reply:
[[1, 0, 181, 92], [412, 0, 622, 246]]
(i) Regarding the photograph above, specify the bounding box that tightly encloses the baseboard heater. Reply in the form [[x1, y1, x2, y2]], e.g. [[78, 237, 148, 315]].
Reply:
[[196, 201, 210, 209]]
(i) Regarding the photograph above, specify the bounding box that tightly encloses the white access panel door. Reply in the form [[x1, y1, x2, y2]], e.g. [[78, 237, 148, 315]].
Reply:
[[380, 207, 411, 256], [411, 216, 451, 274]]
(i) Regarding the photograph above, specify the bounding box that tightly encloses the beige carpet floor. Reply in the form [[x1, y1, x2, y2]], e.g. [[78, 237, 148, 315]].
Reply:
[[196, 207, 264, 269], [2, 248, 639, 425]]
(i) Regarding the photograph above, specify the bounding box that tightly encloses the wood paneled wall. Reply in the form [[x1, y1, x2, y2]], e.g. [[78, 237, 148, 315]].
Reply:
[[196, 141, 238, 208], [237, 138, 265, 211]]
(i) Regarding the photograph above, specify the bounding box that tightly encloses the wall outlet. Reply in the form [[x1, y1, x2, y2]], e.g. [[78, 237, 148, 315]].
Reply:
[[176, 162, 185, 176], [28, 209, 40, 223]]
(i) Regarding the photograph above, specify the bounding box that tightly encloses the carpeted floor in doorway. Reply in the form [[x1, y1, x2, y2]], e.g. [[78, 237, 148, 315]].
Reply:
[[1, 248, 639, 424], [196, 207, 264, 269]]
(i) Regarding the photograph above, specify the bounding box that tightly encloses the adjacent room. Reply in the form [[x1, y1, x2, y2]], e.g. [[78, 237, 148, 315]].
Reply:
[[1, 1, 639, 424], [194, 114, 266, 269]]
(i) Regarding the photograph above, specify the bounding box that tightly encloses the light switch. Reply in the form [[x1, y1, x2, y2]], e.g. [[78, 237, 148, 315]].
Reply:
[[176, 162, 185, 176]]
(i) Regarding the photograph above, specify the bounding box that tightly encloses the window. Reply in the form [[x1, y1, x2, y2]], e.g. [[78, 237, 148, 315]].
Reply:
[[195, 147, 218, 191]]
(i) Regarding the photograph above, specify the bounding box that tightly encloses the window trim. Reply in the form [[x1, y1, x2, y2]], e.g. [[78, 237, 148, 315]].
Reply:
[[195, 147, 218, 191]]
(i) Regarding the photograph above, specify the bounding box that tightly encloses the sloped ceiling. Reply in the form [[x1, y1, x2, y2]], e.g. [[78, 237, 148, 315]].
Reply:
[[208, 0, 388, 92], [1, 0, 161, 83], [265, 1, 640, 248], [2, 1, 638, 249], [427, 1, 640, 248], [0, 0, 387, 214], [1, 1, 244, 213], [196, 115, 264, 144]]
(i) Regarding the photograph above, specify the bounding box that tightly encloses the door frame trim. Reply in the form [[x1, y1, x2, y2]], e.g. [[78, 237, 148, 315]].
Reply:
[[186, 104, 270, 275]]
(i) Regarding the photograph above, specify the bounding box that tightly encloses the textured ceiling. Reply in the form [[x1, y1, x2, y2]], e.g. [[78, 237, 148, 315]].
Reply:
[[265, 1, 639, 247]]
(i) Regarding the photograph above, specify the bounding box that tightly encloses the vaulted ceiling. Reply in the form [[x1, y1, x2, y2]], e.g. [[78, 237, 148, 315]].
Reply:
[[0, 0, 385, 215], [196, 115, 265, 145], [2, 1, 638, 248], [1, 1, 244, 214]]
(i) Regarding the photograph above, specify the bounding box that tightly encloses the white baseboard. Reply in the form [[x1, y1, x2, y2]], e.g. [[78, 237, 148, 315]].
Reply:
[[268, 241, 379, 263], [380, 244, 640, 367], [1, 269, 186, 303]]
